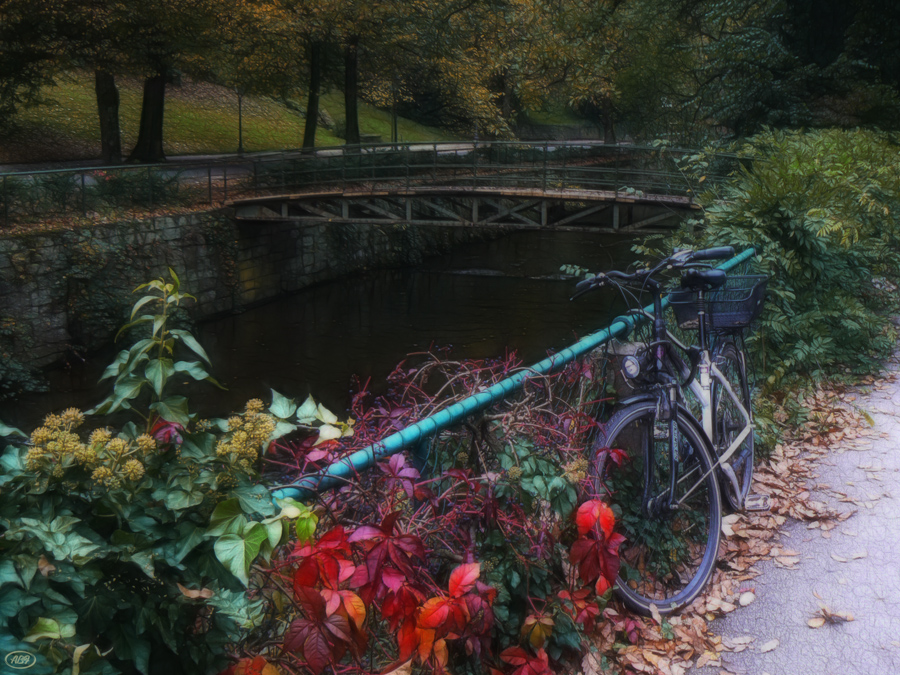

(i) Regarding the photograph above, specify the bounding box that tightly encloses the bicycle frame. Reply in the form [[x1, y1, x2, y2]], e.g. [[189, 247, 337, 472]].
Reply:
[[630, 291, 754, 507]]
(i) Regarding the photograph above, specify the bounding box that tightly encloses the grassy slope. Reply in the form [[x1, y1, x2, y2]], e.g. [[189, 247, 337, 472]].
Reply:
[[1, 72, 458, 164]]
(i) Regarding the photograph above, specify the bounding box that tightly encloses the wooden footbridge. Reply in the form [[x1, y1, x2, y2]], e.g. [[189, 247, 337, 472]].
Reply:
[[226, 142, 729, 233], [0, 141, 734, 230]]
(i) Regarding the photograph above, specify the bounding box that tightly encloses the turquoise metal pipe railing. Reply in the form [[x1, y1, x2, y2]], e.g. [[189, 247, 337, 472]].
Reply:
[[271, 248, 757, 501]]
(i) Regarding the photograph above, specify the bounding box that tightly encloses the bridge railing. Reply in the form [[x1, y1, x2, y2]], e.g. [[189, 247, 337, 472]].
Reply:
[[0, 142, 741, 227], [271, 247, 756, 501]]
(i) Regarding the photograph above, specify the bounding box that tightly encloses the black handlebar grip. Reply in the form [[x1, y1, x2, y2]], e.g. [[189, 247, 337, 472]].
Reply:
[[691, 246, 735, 261]]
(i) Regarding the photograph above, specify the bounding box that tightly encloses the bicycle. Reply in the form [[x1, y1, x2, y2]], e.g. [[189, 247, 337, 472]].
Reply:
[[572, 246, 766, 615]]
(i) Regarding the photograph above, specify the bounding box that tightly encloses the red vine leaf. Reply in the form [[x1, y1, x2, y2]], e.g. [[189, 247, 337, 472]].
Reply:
[[448, 563, 480, 598]]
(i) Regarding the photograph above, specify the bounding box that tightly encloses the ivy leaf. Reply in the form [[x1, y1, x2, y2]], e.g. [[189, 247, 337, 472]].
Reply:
[[23, 616, 76, 642], [207, 499, 247, 536], [315, 404, 338, 425], [296, 395, 318, 424], [315, 425, 342, 445], [269, 389, 298, 419], [149, 396, 190, 426], [0, 420, 26, 438], [214, 525, 268, 586]]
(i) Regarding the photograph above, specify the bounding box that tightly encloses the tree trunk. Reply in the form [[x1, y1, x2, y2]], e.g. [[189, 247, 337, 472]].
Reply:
[[302, 41, 323, 151], [343, 35, 360, 146], [94, 69, 121, 164], [128, 73, 167, 163]]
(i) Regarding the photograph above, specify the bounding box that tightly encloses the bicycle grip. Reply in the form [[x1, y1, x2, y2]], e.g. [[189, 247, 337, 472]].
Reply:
[[691, 246, 735, 261]]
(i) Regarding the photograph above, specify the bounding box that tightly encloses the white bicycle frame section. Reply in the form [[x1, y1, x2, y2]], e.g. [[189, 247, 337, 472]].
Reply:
[[669, 328, 753, 503]]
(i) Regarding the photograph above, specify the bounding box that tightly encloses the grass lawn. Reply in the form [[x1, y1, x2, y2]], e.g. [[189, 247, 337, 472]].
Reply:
[[1, 72, 459, 165]]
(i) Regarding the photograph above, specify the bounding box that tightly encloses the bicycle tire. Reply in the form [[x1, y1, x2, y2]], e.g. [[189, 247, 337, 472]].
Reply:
[[712, 340, 754, 512], [592, 399, 722, 616]]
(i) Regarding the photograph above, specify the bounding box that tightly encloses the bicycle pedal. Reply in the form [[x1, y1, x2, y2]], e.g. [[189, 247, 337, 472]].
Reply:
[[743, 494, 771, 512]]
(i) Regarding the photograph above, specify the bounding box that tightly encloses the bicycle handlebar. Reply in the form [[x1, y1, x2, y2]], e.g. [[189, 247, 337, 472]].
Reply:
[[689, 246, 735, 261], [571, 246, 737, 299]]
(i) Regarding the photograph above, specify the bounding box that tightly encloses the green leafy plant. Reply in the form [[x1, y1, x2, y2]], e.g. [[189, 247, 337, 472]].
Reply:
[[0, 271, 290, 675], [88, 269, 221, 430]]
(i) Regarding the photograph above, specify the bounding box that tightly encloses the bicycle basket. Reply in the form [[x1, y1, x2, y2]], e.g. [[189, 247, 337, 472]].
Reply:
[[669, 275, 768, 332]]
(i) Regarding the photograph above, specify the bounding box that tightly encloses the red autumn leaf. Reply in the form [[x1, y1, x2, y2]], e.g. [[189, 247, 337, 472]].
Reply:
[[417, 597, 451, 629], [433, 638, 449, 670], [382, 566, 406, 593], [575, 499, 615, 538], [301, 630, 332, 675], [417, 627, 436, 662], [499, 647, 553, 675], [499, 647, 530, 666], [448, 563, 480, 598], [595, 575, 611, 597], [397, 618, 418, 661]]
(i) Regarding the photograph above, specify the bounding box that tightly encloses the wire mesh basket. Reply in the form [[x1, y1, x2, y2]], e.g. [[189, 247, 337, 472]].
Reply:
[[669, 275, 768, 332]]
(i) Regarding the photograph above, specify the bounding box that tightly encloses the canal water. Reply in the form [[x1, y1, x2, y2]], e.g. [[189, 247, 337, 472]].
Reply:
[[2, 230, 639, 427]]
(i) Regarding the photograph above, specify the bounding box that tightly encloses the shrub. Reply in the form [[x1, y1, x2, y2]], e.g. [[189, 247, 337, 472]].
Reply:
[[664, 129, 900, 386], [89, 169, 184, 209], [0, 271, 286, 675], [229, 351, 623, 675]]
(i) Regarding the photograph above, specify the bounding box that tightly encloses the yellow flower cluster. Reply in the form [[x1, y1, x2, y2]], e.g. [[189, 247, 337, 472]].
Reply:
[[215, 401, 276, 473], [23, 407, 157, 491], [24, 408, 88, 478], [562, 457, 589, 484]]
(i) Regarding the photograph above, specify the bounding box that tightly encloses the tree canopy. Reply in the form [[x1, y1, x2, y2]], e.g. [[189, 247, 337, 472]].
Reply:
[[2, 0, 899, 158]]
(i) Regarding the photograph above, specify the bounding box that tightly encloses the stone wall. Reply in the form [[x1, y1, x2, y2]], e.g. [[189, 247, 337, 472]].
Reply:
[[0, 211, 502, 371]]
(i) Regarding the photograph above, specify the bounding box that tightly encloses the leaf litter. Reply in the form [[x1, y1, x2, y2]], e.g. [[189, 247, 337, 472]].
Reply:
[[589, 380, 874, 673]]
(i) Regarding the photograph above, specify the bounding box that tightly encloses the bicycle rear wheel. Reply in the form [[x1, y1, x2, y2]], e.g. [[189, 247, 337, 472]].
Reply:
[[712, 339, 754, 511], [592, 399, 721, 615]]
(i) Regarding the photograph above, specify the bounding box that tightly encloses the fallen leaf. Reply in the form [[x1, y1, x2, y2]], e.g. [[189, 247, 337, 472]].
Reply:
[[739, 592, 756, 606], [759, 639, 779, 653], [851, 550, 868, 559], [830, 553, 847, 562], [177, 583, 214, 599], [38, 555, 56, 577], [808, 617, 826, 628]]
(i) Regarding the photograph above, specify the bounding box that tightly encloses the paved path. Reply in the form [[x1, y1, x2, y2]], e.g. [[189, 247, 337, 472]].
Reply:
[[694, 358, 900, 674]]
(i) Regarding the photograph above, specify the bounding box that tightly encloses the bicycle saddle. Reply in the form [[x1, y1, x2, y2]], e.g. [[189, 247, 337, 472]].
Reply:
[[680, 268, 726, 291]]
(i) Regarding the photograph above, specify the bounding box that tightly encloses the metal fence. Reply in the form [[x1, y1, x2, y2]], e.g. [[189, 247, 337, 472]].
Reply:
[[271, 247, 756, 501], [0, 142, 741, 226]]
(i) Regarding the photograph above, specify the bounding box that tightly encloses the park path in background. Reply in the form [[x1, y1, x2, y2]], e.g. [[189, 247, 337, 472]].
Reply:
[[690, 353, 900, 675]]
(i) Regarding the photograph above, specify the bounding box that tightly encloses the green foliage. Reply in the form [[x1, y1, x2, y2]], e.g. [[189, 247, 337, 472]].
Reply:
[[655, 129, 900, 449], [0, 272, 288, 675], [0, 318, 47, 401], [88, 269, 219, 428]]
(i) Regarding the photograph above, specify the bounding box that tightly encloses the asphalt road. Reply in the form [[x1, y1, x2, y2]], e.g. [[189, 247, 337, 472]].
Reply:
[[692, 358, 900, 675]]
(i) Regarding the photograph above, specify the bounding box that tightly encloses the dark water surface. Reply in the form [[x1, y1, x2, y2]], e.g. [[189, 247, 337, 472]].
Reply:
[[3, 230, 639, 427]]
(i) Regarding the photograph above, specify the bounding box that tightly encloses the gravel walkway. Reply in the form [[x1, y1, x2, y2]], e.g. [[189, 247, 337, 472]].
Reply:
[[692, 358, 900, 675]]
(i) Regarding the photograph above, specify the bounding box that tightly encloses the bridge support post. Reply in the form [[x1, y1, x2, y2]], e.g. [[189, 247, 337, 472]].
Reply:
[[471, 199, 479, 225], [613, 203, 620, 231], [405, 198, 412, 223], [541, 200, 548, 228]]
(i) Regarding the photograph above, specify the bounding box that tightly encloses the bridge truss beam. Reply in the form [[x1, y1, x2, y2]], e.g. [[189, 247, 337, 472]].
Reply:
[[232, 188, 694, 233]]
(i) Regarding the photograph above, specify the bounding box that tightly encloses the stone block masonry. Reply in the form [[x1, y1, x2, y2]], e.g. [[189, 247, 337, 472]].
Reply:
[[0, 210, 503, 371]]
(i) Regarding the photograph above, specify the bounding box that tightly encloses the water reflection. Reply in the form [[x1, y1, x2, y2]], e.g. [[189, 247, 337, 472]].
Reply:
[[3, 230, 640, 425]]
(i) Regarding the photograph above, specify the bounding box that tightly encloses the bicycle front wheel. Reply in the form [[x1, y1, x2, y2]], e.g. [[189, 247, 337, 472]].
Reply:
[[592, 400, 721, 615], [713, 339, 754, 512]]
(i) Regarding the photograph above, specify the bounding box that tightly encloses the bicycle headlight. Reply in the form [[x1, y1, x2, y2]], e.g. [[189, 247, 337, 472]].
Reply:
[[622, 355, 641, 379]]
